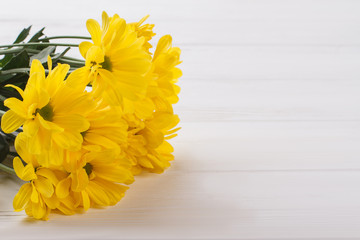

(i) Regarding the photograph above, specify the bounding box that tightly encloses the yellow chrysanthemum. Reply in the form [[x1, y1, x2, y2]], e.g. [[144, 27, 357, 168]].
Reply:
[[122, 35, 182, 118], [82, 101, 128, 155], [1, 57, 94, 166], [148, 35, 182, 112], [130, 15, 156, 54], [56, 150, 134, 210], [12, 134, 77, 220], [122, 112, 180, 174], [67, 11, 151, 106]]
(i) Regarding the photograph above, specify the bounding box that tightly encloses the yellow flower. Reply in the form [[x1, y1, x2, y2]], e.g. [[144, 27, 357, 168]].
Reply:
[[1, 57, 94, 166], [56, 150, 134, 210], [82, 101, 128, 155], [122, 112, 180, 174], [12, 135, 77, 220], [122, 35, 182, 118], [67, 11, 151, 106], [130, 15, 156, 54], [149, 35, 182, 111]]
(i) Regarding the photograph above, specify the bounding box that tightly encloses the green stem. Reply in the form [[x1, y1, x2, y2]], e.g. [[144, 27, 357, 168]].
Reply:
[[0, 47, 84, 63], [59, 55, 85, 62], [0, 68, 78, 75], [58, 59, 85, 66], [39, 36, 91, 41], [0, 43, 79, 48], [0, 68, 48, 74], [0, 48, 24, 55], [0, 163, 16, 175]]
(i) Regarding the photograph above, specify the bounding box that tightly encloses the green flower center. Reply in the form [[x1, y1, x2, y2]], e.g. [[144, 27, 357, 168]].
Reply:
[[101, 56, 112, 71], [37, 103, 54, 121], [81, 131, 87, 138], [83, 163, 93, 176]]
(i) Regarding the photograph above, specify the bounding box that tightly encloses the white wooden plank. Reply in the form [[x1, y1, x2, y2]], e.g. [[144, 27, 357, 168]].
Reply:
[[1, 170, 360, 239], [177, 79, 360, 122], [1, 0, 360, 46], [173, 121, 360, 171]]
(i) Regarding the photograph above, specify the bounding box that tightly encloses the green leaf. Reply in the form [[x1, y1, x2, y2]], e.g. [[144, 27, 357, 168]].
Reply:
[[51, 47, 70, 64], [0, 73, 15, 82], [28, 27, 45, 43], [0, 74, 28, 91], [0, 55, 13, 68], [30, 46, 56, 64], [0, 26, 32, 67], [0, 134, 10, 163], [1, 50, 30, 70], [14, 26, 32, 44]]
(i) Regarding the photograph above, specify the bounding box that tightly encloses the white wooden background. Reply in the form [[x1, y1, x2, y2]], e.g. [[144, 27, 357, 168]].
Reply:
[[1, 0, 360, 239]]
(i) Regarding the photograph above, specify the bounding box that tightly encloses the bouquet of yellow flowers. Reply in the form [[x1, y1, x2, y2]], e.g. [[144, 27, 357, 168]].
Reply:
[[0, 11, 181, 220]]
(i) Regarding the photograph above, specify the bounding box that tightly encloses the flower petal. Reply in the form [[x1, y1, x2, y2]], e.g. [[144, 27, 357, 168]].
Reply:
[[4, 84, 24, 99], [86, 181, 110, 206], [34, 176, 54, 198], [1, 110, 25, 133], [65, 67, 91, 91], [79, 41, 93, 59], [81, 190, 90, 211], [56, 177, 71, 199], [86, 19, 102, 46], [13, 157, 36, 181], [13, 183, 32, 211], [52, 114, 89, 132], [71, 169, 89, 192]]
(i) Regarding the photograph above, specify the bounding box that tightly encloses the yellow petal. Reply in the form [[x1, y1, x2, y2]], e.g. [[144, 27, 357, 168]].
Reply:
[[29, 59, 45, 79], [81, 190, 90, 211], [56, 177, 71, 198], [22, 119, 39, 137], [52, 131, 83, 151], [43, 193, 60, 209], [65, 67, 91, 91], [86, 181, 110, 206], [71, 169, 89, 192], [4, 84, 24, 99], [153, 35, 172, 60], [79, 41, 93, 59], [84, 132, 120, 151], [37, 115, 64, 132], [1, 110, 25, 133], [31, 198, 47, 220], [14, 133, 33, 164], [13, 157, 36, 181], [52, 114, 89, 132], [46, 144, 64, 166], [94, 165, 134, 184], [102, 11, 110, 32], [47, 55, 52, 72], [13, 183, 32, 211], [31, 183, 39, 203], [45, 63, 70, 96], [138, 157, 154, 169], [34, 176, 54, 198], [36, 168, 59, 186], [86, 19, 102, 46], [86, 45, 104, 66]]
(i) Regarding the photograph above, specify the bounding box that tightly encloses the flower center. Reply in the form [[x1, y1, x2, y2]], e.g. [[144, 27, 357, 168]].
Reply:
[[36, 103, 54, 121], [101, 56, 112, 71], [83, 163, 93, 176], [81, 131, 87, 138]]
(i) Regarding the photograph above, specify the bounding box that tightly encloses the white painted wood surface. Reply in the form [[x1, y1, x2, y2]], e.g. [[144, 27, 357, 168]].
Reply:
[[1, 0, 360, 239]]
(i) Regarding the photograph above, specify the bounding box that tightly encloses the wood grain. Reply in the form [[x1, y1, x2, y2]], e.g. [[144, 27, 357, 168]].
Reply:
[[0, 0, 360, 239]]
